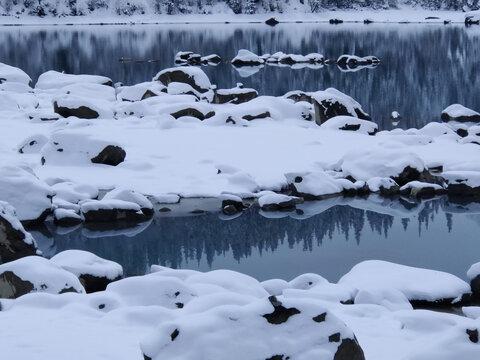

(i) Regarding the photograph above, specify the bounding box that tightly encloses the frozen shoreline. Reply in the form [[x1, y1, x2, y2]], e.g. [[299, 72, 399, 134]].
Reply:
[[0, 9, 472, 26]]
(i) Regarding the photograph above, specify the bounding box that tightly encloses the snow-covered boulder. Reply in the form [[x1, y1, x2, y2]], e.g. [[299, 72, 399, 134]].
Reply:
[[321, 115, 378, 135], [0, 256, 84, 299], [0, 62, 32, 86], [467, 262, 480, 299], [220, 194, 245, 216], [116, 81, 166, 102], [441, 104, 480, 123], [366, 177, 400, 196], [465, 10, 480, 25], [174, 51, 221, 65], [443, 171, 480, 199], [213, 84, 258, 104], [35, 70, 112, 90], [53, 95, 114, 119], [154, 67, 212, 100], [53, 208, 83, 226], [339, 260, 470, 306], [0, 166, 52, 223], [399, 181, 445, 198], [141, 295, 365, 360], [258, 192, 297, 211], [231, 49, 265, 66], [311, 88, 371, 125], [50, 250, 123, 293], [102, 188, 154, 217], [80, 199, 151, 223], [0, 202, 38, 264], [286, 172, 345, 200]]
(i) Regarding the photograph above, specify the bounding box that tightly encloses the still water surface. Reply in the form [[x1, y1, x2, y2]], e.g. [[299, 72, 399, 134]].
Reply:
[[1, 23, 480, 129], [30, 196, 480, 282]]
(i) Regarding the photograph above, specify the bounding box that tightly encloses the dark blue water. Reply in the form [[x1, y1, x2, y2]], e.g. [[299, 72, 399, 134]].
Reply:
[[1, 23, 480, 129], [30, 196, 480, 281]]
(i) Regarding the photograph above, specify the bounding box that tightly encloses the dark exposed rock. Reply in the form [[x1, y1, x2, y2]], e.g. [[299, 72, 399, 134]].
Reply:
[[313, 97, 371, 125], [221, 199, 245, 215], [392, 167, 443, 187], [141, 90, 158, 100], [91, 145, 126, 166], [263, 296, 300, 324], [213, 88, 258, 105], [0, 210, 37, 265], [333, 338, 365, 360], [265, 17, 279, 26], [242, 111, 271, 121], [457, 128, 469, 137], [53, 101, 99, 119], [266, 356, 286, 360], [467, 329, 479, 343], [82, 208, 148, 223], [261, 199, 297, 212], [170, 329, 179, 341], [313, 312, 327, 323], [471, 275, 480, 299], [170, 108, 215, 121], [329, 18, 343, 24], [329, 333, 341, 342], [79, 273, 122, 293], [0, 271, 34, 299]]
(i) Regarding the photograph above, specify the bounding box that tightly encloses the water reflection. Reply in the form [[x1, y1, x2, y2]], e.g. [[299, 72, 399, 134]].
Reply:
[[1, 24, 480, 129], [30, 196, 480, 281]]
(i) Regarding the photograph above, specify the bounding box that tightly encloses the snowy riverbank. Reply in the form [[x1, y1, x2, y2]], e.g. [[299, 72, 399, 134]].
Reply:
[[0, 8, 476, 26]]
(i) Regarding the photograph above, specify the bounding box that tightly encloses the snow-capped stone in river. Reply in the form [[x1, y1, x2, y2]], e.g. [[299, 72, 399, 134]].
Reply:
[[103, 188, 154, 217], [80, 198, 151, 223], [231, 49, 265, 66], [321, 115, 378, 135], [116, 81, 167, 102], [0, 202, 38, 265], [286, 172, 345, 200], [50, 250, 123, 293], [443, 171, 480, 199], [467, 262, 480, 299], [339, 260, 471, 305], [140, 295, 365, 360], [441, 104, 480, 123], [399, 180, 445, 199], [336, 55, 380, 71], [258, 192, 298, 211], [0, 255, 84, 299]]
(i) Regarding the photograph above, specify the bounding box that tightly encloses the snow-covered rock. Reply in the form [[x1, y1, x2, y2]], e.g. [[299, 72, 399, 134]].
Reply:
[[0, 256, 84, 299], [339, 260, 471, 305], [141, 295, 365, 360], [399, 180, 445, 198], [286, 172, 345, 200], [102, 188, 154, 217], [154, 67, 212, 101], [213, 84, 258, 104], [0, 202, 38, 264], [0, 62, 32, 86], [53, 94, 114, 119], [443, 171, 480, 199], [36, 70, 112, 90], [311, 88, 371, 125], [231, 49, 265, 66], [50, 250, 123, 293], [0, 166, 52, 223], [80, 198, 151, 223], [321, 115, 378, 135], [258, 192, 297, 211], [441, 104, 480, 123], [336, 54, 380, 71], [467, 262, 480, 299]]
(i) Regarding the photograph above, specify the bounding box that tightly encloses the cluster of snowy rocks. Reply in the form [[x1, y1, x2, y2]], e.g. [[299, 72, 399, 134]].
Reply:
[[2, 60, 480, 230], [2, 205, 480, 359], [230, 49, 380, 72]]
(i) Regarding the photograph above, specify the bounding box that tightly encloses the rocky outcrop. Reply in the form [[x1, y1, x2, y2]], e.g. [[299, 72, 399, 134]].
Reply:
[[0, 202, 38, 265]]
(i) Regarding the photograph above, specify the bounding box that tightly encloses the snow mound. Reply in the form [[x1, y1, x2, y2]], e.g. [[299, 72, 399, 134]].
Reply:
[[0, 62, 32, 86], [339, 260, 470, 303], [36, 70, 112, 90]]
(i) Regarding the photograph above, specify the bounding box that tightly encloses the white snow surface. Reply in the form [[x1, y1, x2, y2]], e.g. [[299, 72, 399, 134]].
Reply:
[[50, 250, 123, 280], [467, 262, 480, 280], [1, 259, 480, 360]]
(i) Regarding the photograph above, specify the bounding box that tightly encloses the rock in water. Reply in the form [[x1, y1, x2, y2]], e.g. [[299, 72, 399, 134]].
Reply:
[[0, 202, 38, 265], [265, 17, 279, 26], [441, 104, 480, 123]]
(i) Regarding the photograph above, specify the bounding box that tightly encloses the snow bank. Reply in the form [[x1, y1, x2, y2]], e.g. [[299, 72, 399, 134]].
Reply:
[[339, 260, 470, 303]]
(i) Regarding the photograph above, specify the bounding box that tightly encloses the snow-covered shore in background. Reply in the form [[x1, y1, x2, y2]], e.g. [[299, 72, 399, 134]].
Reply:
[[0, 8, 475, 25]]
